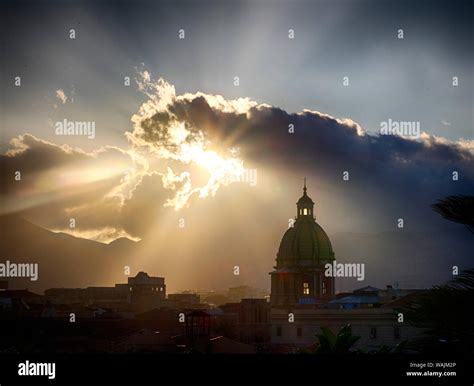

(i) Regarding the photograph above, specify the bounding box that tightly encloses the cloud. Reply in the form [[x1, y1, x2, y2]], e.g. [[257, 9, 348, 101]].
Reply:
[[129, 70, 472, 180], [126, 71, 474, 230], [51, 226, 141, 244], [127, 72, 249, 209], [55, 89, 68, 104], [0, 134, 150, 240], [2, 72, 473, 243]]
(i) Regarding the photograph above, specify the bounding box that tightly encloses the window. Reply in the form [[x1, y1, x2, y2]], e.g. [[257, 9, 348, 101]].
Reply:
[[303, 282, 310, 295], [370, 327, 377, 340], [297, 327, 302, 338], [303, 208, 308, 215], [277, 326, 282, 337], [129, 287, 132, 292], [322, 281, 327, 295], [394, 327, 401, 340], [160, 287, 163, 291]]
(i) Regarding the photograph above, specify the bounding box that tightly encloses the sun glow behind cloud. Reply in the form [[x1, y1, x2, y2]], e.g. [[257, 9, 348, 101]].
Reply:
[[128, 70, 247, 210], [2, 67, 473, 249]]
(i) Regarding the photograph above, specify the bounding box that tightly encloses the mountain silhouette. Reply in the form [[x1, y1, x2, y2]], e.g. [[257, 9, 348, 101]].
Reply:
[[0, 215, 139, 293]]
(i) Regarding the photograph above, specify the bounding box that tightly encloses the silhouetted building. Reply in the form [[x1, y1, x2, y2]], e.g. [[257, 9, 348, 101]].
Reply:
[[328, 285, 427, 309], [45, 271, 165, 313], [185, 310, 211, 351], [0, 289, 44, 313], [268, 182, 425, 351], [238, 298, 270, 344], [328, 286, 381, 309], [167, 292, 200, 308], [128, 272, 166, 312], [227, 286, 267, 302], [270, 181, 335, 307], [270, 307, 422, 351]]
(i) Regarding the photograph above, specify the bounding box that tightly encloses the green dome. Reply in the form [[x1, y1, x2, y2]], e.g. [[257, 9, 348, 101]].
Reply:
[[277, 219, 335, 265], [276, 181, 335, 267]]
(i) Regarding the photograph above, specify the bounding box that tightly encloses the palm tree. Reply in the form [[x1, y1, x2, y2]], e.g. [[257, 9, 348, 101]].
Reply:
[[401, 195, 474, 354], [314, 324, 360, 353], [401, 269, 474, 354], [431, 195, 474, 233]]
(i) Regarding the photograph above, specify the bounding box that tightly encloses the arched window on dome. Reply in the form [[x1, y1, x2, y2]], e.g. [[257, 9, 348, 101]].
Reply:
[[303, 208, 308, 215]]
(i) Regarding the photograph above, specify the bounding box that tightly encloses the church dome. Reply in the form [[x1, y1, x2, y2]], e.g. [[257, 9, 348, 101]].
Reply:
[[276, 181, 335, 265], [277, 220, 334, 263]]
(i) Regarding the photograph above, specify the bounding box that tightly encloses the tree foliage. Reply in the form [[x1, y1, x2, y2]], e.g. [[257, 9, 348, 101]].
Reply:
[[402, 195, 474, 353], [431, 195, 474, 233], [315, 324, 360, 353]]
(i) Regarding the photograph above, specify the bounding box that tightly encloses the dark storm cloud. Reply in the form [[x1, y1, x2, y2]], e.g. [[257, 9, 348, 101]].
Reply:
[[2, 77, 473, 239], [138, 90, 473, 173], [0, 134, 181, 239], [0, 134, 129, 194], [0, 135, 136, 230], [131, 87, 474, 230]]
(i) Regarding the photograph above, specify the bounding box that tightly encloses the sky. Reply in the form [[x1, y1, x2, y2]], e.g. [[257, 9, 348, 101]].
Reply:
[[0, 0, 473, 292], [2, 0, 473, 149]]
